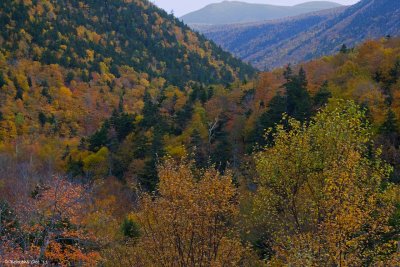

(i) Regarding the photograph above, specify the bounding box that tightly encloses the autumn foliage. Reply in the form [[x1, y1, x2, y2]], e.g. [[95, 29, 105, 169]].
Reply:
[[0, 0, 400, 264], [0, 177, 100, 266], [126, 159, 250, 266], [253, 100, 400, 265]]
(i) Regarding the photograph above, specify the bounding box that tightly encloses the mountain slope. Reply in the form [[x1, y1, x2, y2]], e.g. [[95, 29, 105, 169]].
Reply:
[[199, 0, 400, 69], [180, 1, 342, 25], [0, 0, 255, 86]]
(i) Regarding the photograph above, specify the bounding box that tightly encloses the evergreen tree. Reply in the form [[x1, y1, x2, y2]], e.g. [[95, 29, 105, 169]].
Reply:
[[285, 67, 312, 122], [140, 125, 165, 192], [88, 121, 110, 152], [14, 78, 23, 100], [377, 109, 400, 184], [174, 103, 193, 134], [66, 156, 85, 178], [389, 59, 400, 85], [340, 44, 348, 53], [380, 109, 398, 135], [141, 90, 159, 129], [66, 71, 75, 84], [0, 72, 6, 88], [110, 111, 135, 142], [313, 81, 332, 109], [38, 112, 47, 127], [41, 87, 52, 103], [211, 132, 231, 172], [121, 217, 140, 239], [247, 93, 287, 151]]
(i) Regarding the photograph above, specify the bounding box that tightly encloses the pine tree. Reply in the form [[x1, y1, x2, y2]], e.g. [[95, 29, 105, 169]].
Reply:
[[313, 81, 332, 109], [140, 125, 165, 192], [340, 44, 348, 53], [285, 67, 312, 122], [141, 90, 159, 129], [247, 93, 287, 151], [88, 121, 110, 152], [189, 129, 206, 168], [380, 109, 398, 135], [38, 112, 47, 127], [0, 72, 6, 88]]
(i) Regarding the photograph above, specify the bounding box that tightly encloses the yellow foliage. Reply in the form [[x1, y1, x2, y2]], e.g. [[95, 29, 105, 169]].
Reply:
[[165, 144, 186, 158], [59, 86, 72, 98], [128, 159, 253, 266], [253, 99, 399, 265], [83, 147, 110, 178]]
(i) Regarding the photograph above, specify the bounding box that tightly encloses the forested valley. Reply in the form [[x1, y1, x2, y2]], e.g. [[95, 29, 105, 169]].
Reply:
[[0, 0, 399, 265]]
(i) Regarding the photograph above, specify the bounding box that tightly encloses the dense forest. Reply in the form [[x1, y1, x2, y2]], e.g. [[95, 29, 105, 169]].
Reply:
[[0, 0, 255, 86], [0, 0, 399, 266]]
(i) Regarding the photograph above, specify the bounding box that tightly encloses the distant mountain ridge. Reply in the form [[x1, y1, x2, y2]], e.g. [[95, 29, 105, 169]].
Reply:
[[198, 0, 400, 69], [180, 1, 343, 25]]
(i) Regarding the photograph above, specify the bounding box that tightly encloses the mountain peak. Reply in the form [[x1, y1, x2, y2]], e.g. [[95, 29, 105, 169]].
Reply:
[[181, 1, 343, 25]]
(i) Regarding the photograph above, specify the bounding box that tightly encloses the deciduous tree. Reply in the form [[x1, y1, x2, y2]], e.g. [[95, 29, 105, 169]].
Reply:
[[253, 99, 399, 265], [129, 159, 252, 266]]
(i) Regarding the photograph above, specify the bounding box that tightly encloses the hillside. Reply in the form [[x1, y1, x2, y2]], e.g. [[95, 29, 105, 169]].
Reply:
[[0, 0, 254, 196], [0, 0, 255, 87], [1, 0, 400, 261], [0, 0, 400, 265], [181, 1, 342, 25], [199, 0, 400, 69]]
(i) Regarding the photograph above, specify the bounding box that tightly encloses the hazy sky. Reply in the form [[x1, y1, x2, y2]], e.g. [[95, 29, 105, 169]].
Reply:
[[153, 0, 360, 17]]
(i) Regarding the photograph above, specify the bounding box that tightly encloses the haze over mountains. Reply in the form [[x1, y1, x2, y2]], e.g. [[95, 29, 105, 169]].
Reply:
[[196, 0, 400, 69], [181, 1, 343, 25]]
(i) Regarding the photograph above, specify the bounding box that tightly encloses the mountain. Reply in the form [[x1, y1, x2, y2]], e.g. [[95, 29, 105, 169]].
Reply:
[[180, 1, 343, 25], [0, 0, 255, 192], [0, 0, 255, 87], [198, 0, 400, 69], [1, 0, 400, 262]]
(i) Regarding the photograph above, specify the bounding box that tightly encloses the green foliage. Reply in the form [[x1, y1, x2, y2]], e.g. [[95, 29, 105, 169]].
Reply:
[[340, 43, 349, 53], [67, 156, 85, 178], [110, 111, 135, 142], [38, 112, 47, 127], [380, 109, 398, 135], [252, 99, 398, 265], [121, 217, 140, 239], [284, 66, 312, 122], [83, 147, 110, 178], [248, 93, 287, 150], [0, 72, 5, 88], [89, 123, 110, 152], [140, 91, 160, 129], [313, 81, 332, 109], [247, 66, 314, 151]]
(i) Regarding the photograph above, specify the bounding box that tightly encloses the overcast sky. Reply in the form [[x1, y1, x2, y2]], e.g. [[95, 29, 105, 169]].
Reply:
[[152, 0, 360, 17]]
